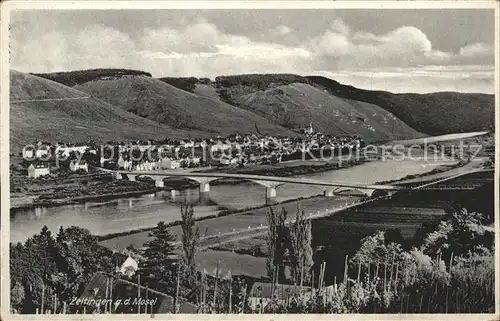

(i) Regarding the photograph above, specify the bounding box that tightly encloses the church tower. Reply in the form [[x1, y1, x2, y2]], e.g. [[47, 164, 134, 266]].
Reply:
[[307, 121, 314, 134]]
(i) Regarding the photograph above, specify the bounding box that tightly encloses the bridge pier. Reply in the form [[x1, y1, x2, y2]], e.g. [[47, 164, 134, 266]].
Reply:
[[199, 191, 212, 206], [152, 177, 164, 188], [251, 180, 282, 205], [115, 172, 123, 180], [266, 186, 277, 199], [323, 190, 334, 197], [128, 199, 133, 209], [200, 182, 210, 193], [128, 174, 136, 182], [186, 177, 217, 197], [265, 191, 278, 205]]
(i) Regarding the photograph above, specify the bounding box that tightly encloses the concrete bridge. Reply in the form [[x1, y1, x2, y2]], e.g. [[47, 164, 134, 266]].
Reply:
[[99, 165, 487, 204], [101, 169, 404, 204]]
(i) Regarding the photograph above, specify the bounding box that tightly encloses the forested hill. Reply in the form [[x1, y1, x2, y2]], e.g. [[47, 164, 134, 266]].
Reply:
[[161, 73, 493, 136], [33, 69, 152, 87], [304, 76, 494, 136], [32, 70, 495, 137]]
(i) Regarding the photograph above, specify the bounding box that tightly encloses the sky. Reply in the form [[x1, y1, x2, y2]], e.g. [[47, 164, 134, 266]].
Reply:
[[9, 9, 495, 93]]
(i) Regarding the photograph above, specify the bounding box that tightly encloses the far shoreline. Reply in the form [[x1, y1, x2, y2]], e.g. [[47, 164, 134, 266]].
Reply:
[[10, 156, 370, 209]]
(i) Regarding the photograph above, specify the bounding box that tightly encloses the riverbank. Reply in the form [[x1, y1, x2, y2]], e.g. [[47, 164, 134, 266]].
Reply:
[[13, 152, 473, 246], [96, 193, 331, 242], [202, 156, 369, 179], [98, 193, 364, 251], [376, 161, 467, 185], [97, 158, 468, 249], [9, 156, 369, 209], [10, 177, 162, 209]]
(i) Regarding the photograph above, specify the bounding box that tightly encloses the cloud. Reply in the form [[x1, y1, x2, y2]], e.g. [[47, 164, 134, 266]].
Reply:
[[459, 43, 493, 57], [11, 24, 140, 73], [271, 25, 292, 36], [330, 19, 350, 36], [308, 25, 441, 68], [318, 65, 494, 94], [10, 18, 494, 93]]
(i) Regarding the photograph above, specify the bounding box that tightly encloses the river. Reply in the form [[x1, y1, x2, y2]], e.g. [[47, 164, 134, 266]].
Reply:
[[10, 156, 457, 243]]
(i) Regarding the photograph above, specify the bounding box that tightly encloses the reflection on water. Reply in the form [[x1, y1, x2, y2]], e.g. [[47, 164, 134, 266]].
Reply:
[[10, 158, 455, 243]]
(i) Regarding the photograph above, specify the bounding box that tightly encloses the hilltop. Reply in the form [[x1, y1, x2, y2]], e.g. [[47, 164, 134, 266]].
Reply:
[[214, 74, 494, 136], [73, 75, 294, 136], [9, 70, 205, 151], [30, 70, 495, 141], [229, 82, 421, 141], [33, 69, 152, 87]]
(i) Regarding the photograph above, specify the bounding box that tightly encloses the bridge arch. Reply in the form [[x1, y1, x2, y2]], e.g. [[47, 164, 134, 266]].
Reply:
[[325, 187, 390, 198], [327, 187, 368, 197], [370, 189, 390, 198]]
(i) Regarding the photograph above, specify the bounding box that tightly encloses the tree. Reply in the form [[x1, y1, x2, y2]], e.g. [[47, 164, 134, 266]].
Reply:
[[9, 226, 59, 313], [11, 226, 117, 313], [180, 204, 200, 287], [11, 282, 25, 313], [266, 207, 288, 282], [287, 205, 313, 284], [141, 221, 178, 293], [349, 230, 405, 279], [49, 226, 114, 311], [422, 208, 493, 259]]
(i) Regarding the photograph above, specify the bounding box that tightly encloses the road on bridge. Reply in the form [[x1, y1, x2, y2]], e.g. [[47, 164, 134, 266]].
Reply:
[[103, 168, 404, 191]]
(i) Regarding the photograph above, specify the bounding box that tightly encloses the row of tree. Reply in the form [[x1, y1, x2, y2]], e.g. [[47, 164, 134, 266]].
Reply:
[[10, 201, 494, 314], [255, 208, 495, 313], [266, 206, 314, 284], [34, 69, 152, 86]]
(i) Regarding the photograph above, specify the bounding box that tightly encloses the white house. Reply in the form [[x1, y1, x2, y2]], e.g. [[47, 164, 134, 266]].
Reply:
[[27, 163, 50, 178], [135, 161, 157, 171], [69, 160, 89, 172], [55, 145, 90, 157], [160, 157, 180, 169], [183, 156, 201, 166], [210, 140, 231, 152], [219, 156, 239, 165], [23, 148, 34, 159], [123, 160, 133, 171], [118, 256, 139, 277], [305, 122, 314, 135], [117, 156, 126, 169], [35, 148, 50, 159]]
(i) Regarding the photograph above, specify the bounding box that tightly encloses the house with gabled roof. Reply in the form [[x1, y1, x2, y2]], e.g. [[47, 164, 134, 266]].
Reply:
[[69, 159, 89, 172], [27, 161, 50, 178]]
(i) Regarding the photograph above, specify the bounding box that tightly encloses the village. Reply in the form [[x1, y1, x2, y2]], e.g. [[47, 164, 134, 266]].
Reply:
[[22, 123, 364, 179]]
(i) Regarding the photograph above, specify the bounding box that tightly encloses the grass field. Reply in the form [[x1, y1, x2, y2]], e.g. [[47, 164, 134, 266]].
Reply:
[[99, 195, 362, 251], [195, 250, 267, 278]]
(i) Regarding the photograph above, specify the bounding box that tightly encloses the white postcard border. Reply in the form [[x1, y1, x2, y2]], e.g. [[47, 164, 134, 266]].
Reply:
[[1, 1, 498, 320]]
